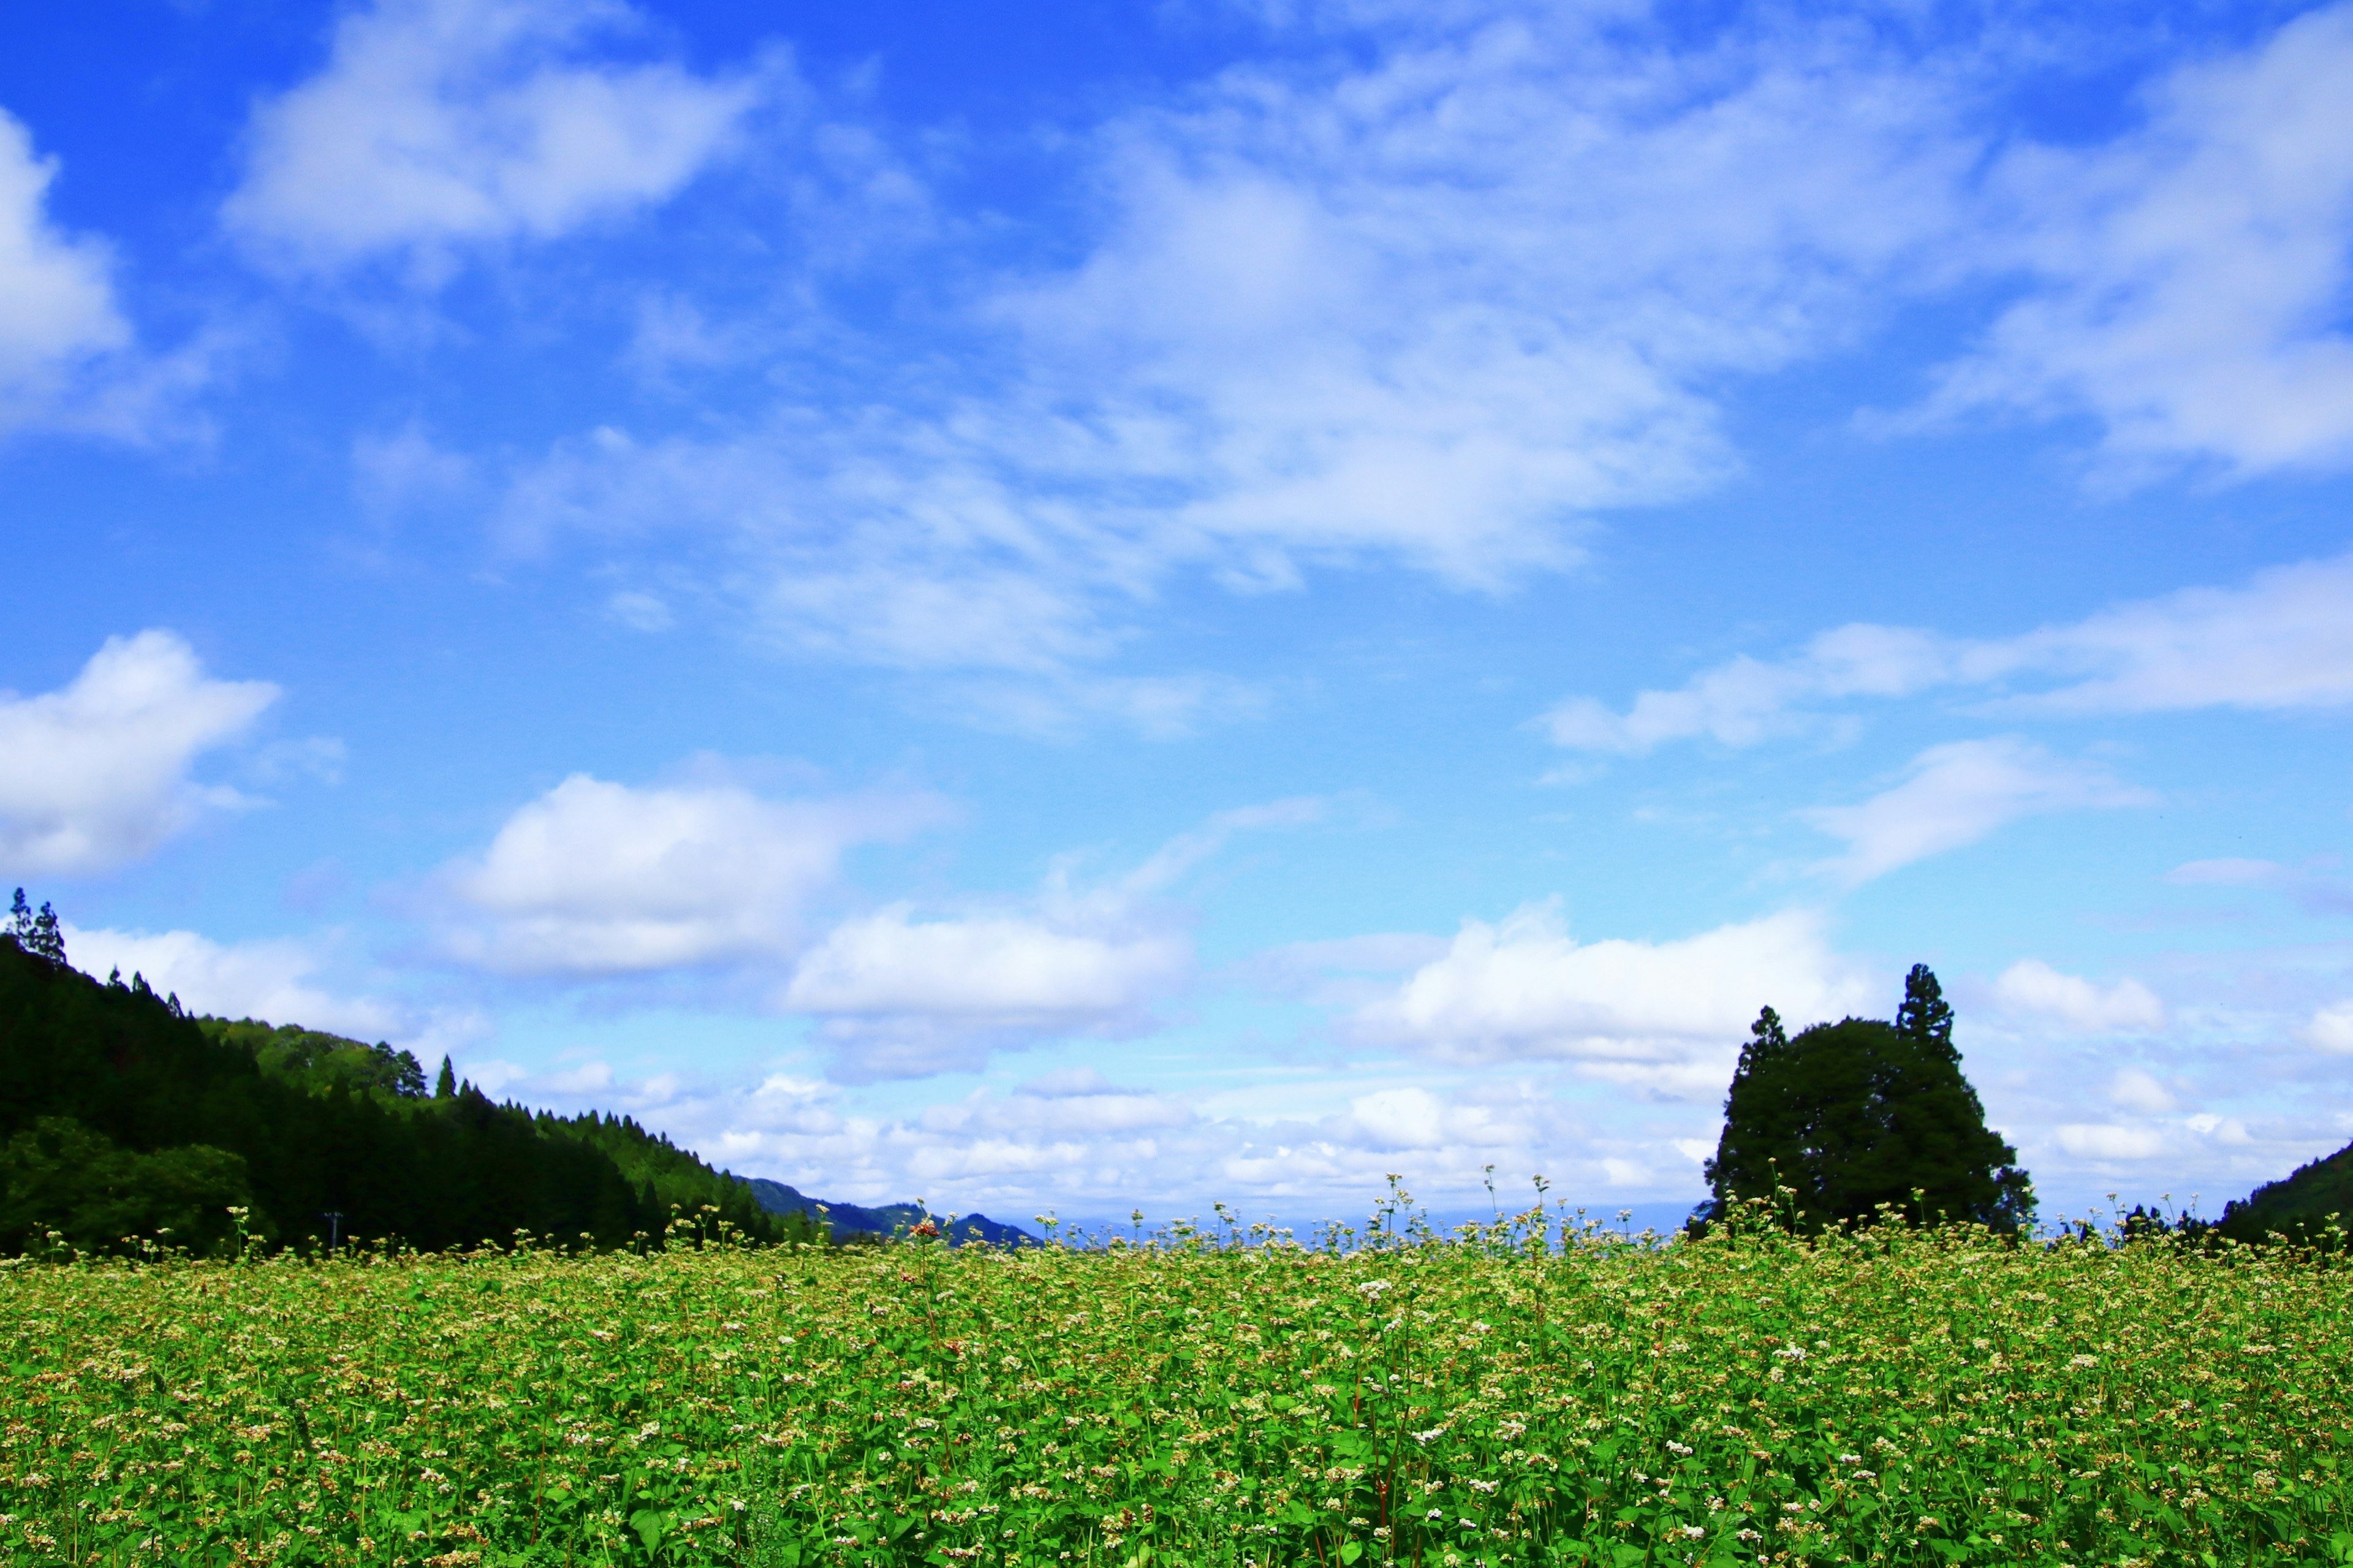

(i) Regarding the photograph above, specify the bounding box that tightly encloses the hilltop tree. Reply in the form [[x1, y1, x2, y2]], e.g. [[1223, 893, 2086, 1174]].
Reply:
[[7, 889, 66, 965], [435, 1055, 457, 1099], [1697, 965, 2034, 1234]]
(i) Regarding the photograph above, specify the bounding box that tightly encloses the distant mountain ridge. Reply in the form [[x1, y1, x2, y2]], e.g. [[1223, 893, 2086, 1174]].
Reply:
[[744, 1178, 1036, 1247]]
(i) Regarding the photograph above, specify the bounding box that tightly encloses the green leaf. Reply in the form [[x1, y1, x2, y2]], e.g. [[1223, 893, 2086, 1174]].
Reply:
[[630, 1507, 669, 1553], [1340, 1545, 1363, 1565]]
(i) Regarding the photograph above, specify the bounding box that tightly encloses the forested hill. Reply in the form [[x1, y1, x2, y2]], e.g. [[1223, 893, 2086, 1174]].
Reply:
[[0, 937, 801, 1255], [2219, 1138, 2353, 1242], [744, 1178, 1036, 1247]]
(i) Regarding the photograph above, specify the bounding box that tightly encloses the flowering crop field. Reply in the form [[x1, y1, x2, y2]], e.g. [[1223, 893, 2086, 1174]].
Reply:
[[2, 1212, 2349, 1568]]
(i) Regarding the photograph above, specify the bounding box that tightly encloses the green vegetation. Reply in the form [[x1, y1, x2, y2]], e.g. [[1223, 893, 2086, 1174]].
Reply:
[[0, 936, 798, 1255], [4, 1199, 2350, 1567], [1698, 968, 2034, 1235], [2220, 1138, 2353, 1245]]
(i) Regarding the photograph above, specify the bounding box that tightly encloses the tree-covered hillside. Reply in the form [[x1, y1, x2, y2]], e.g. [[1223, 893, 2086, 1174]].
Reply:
[[0, 935, 803, 1254], [2219, 1138, 2353, 1243]]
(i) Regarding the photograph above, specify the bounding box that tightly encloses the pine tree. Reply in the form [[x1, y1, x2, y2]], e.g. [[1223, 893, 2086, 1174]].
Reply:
[[1896, 963, 1954, 1053], [7, 890, 67, 964], [434, 1055, 457, 1099], [1697, 966, 2034, 1234]]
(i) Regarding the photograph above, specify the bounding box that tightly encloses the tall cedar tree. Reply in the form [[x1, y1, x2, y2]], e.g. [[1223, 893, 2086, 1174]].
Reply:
[[8, 889, 66, 964], [1697, 964, 2034, 1233]]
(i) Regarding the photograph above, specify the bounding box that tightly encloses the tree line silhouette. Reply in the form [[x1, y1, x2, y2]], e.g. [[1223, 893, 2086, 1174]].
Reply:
[[1, 911, 804, 1256]]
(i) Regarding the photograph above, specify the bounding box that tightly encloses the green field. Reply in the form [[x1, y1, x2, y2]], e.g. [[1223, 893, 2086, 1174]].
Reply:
[[2, 1207, 2347, 1568]]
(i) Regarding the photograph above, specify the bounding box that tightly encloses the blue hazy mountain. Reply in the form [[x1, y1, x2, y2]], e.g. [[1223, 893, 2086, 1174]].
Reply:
[[744, 1179, 1036, 1248]]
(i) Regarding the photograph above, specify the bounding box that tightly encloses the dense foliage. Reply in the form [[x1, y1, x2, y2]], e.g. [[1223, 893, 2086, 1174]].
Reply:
[[2220, 1137, 2353, 1245], [0, 938, 796, 1255], [2, 1200, 2348, 1567], [1699, 968, 2034, 1233]]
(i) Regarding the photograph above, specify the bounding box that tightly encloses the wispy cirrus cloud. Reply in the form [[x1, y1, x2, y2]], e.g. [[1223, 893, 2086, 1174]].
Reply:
[[498, 4, 1987, 684], [1803, 738, 2151, 885], [1923, 2, 2353, 477], [1543, 549, 2353, 755], [494, 3, 2353, 721]]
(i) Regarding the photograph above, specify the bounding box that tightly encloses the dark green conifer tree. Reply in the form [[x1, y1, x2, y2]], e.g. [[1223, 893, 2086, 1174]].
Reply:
[[1697, 966, 2034, 1233], [434, 1055, 457, 1099], [6, 890, 66, 964]]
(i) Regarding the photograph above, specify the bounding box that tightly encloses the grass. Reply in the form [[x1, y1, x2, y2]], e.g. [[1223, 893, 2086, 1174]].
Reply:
[[2, 1197, 2349, 1567]]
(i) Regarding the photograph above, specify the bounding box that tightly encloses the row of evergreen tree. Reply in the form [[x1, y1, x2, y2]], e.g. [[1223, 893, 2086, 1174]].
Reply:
[[0, 918, 813, 1256]]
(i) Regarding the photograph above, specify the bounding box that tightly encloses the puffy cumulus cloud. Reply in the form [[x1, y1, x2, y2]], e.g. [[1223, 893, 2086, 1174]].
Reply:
[[617, 1061, 1701, 1218], [0, 108, 131, 426], [784, 909, 1191, 1080], [438, 770, 950, 975], [59, 923, 483, 1061], [1544, 550, 2353, 757], [0, 632, 278, 876], [1351, 904, 1873, 1095], [1930, 2, 2353, 476], [2304, 1001, 2353, 1055], [780, 798, 1319, 1080], [1805, 738, 2151, 885], [2106, 1068, 2177, 1115], [1994, 960, 2165, 1033], [224, 0, 773, 278], [1339, 1086, 1533, 1155]]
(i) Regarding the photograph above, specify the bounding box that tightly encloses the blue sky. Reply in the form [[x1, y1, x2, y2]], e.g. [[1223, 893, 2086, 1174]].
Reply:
[[5, 0, 2352, 1227]]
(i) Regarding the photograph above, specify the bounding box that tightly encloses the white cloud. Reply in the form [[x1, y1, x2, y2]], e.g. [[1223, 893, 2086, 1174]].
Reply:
[[779, 798, 1320, 1079], [785, 906, 1190, 1080], [2056, 1122, 2172, 1162], [1544, 550, 2353, 756], [1931, 2, 2353, 475], [1999, 551, 2353, 715], [1995, 960, 2165, 1032], [224, 0, 771, 278], [1805, 738, 2151, 885], [0, 631, 278, 876], [439, 769, 948, 975], [2304, 1001, 2353, 1055], [1343, 1086, 1528, 1154], [63, 923, 400, 1044], [2105, 1068, 2178, 1115], [1352, 904, 1873, 1092], [0, 108, 129, 418], [487, 6, 2353, 698], [502, 8, 1983, 675], [1540, 625, 1947, 753], [620, 1057, 1683, 1218]]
